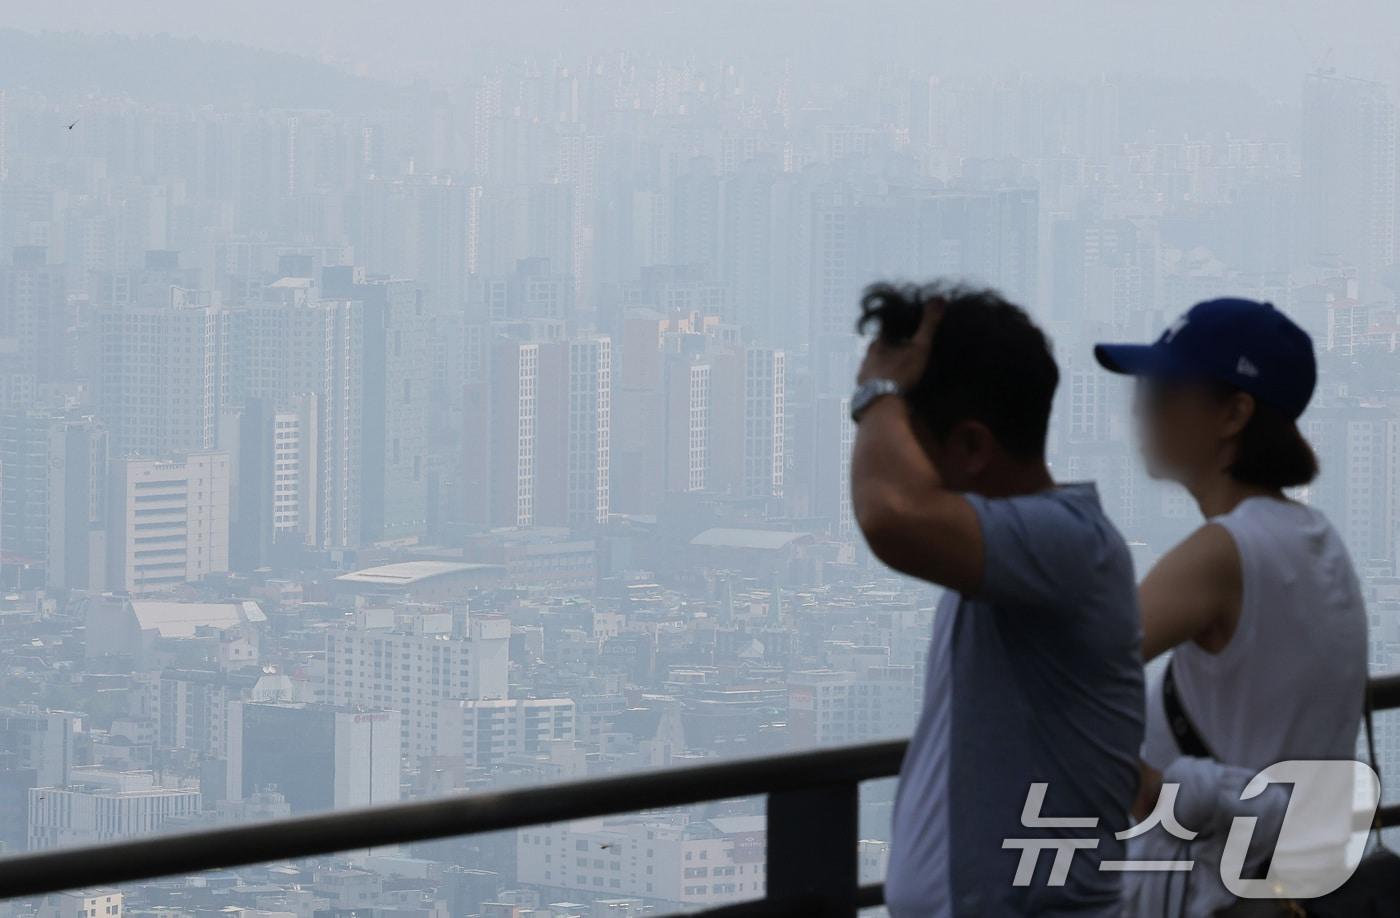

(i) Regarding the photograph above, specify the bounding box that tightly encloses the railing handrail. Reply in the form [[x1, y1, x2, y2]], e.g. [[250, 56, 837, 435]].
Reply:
[[1372, 670, 1400, 711], [2, 670, 1398, 909], [0, 738, 908, 901]]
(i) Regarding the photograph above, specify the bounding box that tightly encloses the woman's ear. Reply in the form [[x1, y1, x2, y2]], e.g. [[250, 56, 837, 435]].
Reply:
[[1220, 391, 1256, 440]]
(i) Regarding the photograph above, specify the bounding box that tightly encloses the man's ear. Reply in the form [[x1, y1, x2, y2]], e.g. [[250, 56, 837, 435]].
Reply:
[[951, 420, 998, 473]]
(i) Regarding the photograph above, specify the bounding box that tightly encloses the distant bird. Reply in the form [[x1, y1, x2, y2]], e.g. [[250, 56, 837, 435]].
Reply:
[[600, 843, 614, 850], [66, 120, 78, 131]]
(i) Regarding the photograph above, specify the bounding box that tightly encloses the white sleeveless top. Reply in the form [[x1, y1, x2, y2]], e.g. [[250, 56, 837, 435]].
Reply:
[[1143, 496, 1368, 773]]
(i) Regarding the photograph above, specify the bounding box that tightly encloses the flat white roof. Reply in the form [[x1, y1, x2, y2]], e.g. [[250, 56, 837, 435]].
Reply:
[[689, 528, 809, 551], [335, 560, 502, 586], [129, 600, 265, 637]]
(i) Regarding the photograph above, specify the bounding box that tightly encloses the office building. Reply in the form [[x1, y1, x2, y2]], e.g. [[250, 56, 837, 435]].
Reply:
[[224, 702, 400, 814], [106, 452, 231, 593]]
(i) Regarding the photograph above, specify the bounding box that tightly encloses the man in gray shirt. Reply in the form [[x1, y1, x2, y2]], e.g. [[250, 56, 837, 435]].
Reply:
[[850, 283, 1144, 916]]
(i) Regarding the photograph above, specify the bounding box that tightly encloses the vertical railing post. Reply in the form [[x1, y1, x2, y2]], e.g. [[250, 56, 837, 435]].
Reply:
[[767, 781, 859, 916]]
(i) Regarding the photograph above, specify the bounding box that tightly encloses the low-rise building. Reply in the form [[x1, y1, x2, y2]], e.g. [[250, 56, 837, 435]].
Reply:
[[35, 888, 123, 918], [516, 814, 765, 909], [85, 597, 265, 669], [28, 769, 200, 850]]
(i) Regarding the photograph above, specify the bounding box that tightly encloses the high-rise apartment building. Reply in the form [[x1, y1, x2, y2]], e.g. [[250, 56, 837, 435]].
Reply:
[[537, 335, 611, 529], [321, 267, 430, 543], [474, 327, 611, 530], [663, 352, 712, 495], [486, 337, 538, 528], [1307, 400, 1400, 566], [709, 347, 785, 500], [97, 290, 225, 459], [0, 411, 107, 589], [232, 277, 362, 550], [0, 246, 67, 403], [1302, 72, 1397, 285]]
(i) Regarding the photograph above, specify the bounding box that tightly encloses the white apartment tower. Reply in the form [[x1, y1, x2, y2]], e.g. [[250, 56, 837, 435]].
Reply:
[[664, 354, 711, 494], [488, 339, 538, 527], [271, 396, 318, 544], [743, 348, 785, 499]]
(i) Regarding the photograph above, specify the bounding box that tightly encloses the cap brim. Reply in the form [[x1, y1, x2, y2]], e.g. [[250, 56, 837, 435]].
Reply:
[[1093, 343, 1187, 378]]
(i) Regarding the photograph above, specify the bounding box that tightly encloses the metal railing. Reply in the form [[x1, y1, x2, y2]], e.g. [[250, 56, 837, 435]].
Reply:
[[0, 671, 1396, 916]]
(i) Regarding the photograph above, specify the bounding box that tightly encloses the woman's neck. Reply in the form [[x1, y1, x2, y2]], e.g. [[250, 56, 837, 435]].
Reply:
[[1187, 472, 1282, 519]]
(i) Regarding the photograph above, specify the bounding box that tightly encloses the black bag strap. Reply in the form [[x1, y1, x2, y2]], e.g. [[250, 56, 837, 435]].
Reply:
[[1163, 656, 1216, 760], [1363, 679, 1388, 846], [1166, 657, 1388, 848]]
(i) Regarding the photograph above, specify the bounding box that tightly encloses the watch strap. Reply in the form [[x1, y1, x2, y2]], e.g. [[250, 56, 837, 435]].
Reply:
[[851, 378, 902, 423]]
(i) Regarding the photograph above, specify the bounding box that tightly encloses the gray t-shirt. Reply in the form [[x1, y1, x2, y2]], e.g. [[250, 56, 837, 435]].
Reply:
[[885, 483, 1145, 917]]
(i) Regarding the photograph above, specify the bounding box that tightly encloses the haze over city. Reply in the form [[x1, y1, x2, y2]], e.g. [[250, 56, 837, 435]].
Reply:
[[0, 1, 1397, 915]]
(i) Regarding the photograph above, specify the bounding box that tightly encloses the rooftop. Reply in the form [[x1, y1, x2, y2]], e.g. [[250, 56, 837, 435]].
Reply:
[[334, 560, 503, 587], [129, 601, 266, 638], [689, 528, 811, 551]]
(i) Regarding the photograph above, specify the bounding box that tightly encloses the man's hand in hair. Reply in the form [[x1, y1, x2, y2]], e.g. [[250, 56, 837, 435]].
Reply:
[[857, 298, 942, 387]]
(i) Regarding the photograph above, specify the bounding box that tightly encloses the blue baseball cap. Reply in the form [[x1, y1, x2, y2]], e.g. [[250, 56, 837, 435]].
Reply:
[[1094, 298, 1316, 420]]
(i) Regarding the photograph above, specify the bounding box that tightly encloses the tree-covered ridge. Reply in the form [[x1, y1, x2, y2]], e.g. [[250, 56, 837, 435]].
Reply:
[[0, 28, 403, 110]]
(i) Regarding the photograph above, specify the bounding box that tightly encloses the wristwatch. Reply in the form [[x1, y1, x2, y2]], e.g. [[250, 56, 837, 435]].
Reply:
[[850, 378, 902, 424]]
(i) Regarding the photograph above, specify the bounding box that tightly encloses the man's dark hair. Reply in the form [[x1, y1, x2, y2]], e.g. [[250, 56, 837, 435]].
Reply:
[[857, 281, 1058, 459], [1210, 384, 1319, 489]]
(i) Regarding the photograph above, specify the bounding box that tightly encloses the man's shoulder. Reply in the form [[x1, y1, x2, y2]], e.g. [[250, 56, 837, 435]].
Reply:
[[973, 483, 1118, 548], [966, 483, 1136, 612]]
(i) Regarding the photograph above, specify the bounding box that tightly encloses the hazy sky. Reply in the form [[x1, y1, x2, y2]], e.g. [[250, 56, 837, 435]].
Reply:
[[7, 0, 1400, 91]]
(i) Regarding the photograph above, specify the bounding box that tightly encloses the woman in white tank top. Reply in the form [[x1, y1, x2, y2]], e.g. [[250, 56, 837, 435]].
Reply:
[[1095, 298, 1369, 914]]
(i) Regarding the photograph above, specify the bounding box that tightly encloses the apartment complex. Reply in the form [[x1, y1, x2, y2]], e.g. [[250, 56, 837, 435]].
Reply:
[[324, 608, 510, 759]]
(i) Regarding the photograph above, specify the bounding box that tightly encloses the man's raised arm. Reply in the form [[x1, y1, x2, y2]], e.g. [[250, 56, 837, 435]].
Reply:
[[850, 306, 984, 593]]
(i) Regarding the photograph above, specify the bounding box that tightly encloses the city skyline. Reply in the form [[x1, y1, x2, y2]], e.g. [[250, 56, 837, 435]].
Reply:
[[0, 9, 1397, 916]]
